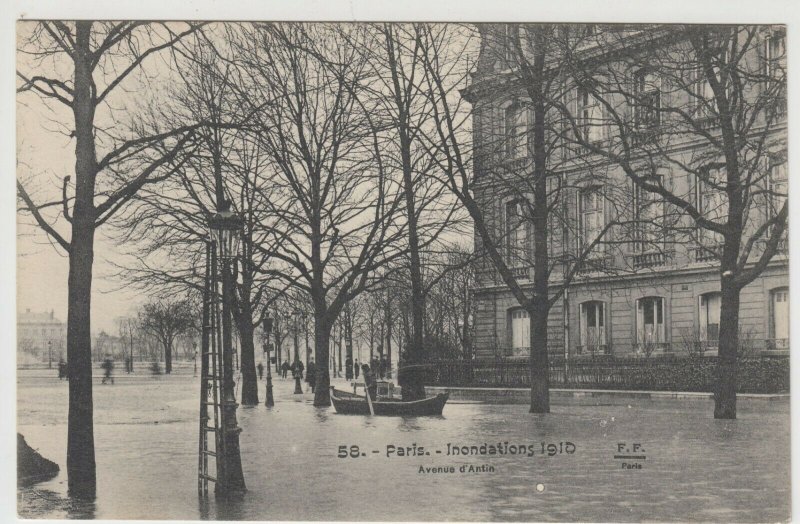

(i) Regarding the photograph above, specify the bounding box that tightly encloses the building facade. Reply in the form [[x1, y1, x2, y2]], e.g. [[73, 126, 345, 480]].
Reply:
[[465, 24, 788, 360], [17, 308, 66, 364]]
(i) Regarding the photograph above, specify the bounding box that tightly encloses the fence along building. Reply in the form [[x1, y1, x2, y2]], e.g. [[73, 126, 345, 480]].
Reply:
[[464, 24, 788, 361]]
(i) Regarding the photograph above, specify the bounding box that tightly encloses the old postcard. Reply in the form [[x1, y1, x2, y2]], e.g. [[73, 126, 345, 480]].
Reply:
[[11, 2, 794, 522]]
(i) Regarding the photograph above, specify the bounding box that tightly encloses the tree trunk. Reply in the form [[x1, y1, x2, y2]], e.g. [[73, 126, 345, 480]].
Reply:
[[528, 300, 550, 413], [164, 341, 172, 374], [66, 21, 98, 500], [385, 294, 392, 378], [400, 156, 427, 401], [715, 277, 741, 419], [66, 221, 96, 499], [312, 311, 331, 407], [528, 28, 551, 414], [236, 310, 259, 406]]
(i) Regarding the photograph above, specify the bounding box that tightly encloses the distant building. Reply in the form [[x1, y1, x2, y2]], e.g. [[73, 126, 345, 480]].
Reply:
[[17, 309, 66, 363]]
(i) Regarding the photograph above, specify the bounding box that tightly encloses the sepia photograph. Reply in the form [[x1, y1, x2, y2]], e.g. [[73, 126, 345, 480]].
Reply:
[[10, 2, 794, 522]]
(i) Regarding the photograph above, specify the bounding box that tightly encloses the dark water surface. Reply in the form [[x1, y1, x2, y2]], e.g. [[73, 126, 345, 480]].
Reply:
[[17, 371, 790, 521]]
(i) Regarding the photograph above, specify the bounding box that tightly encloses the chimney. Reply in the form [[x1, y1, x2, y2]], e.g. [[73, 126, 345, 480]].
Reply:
[[50, 310, 54, 319], [26, 308, 30, 314]]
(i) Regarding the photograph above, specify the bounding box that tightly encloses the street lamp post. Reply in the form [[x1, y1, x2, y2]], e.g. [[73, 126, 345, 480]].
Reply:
[[208, 205, 246, 495], [263, 342, 275, 407], [263, 316, 274, 407]]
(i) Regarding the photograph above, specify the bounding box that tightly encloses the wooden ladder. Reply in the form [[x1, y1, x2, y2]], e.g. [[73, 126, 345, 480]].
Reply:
[[198, 242, 226, 495]]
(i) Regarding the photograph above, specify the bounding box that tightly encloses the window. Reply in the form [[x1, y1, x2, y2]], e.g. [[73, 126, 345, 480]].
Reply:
[[504, 103, 529, 159], [636, 296, 666, 349], [503, 24, 518, 65], [634, 70, 661, 130], [579, 301, 607, 354], [505, 199, 529, 266], [764, 30, 786, 79], [509, 308, 530, 353], [769, 288, 789, 349], [633, 176, 665, 254], [579, 186, 605, 253], [547, 175, 566, 258], [689, 67, 715, 118], [698, 292, 721, 347], [578, 87, 608, 144], [768, 156, 787, 223], [696, 167, 727, 248]]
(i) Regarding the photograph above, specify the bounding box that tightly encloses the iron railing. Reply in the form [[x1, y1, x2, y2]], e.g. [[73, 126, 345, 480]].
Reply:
[[422, 353, 789, 393]]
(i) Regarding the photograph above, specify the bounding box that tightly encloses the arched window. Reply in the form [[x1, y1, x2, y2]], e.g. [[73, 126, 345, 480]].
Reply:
[[636, 296, 667, 351], [579, 186, 605, 252], [579, 301, 608, 354], [769, 287, 789, 349], [508, 308, 530, 355], [504, 103, 528, 159], [505, 199, 529, 267], [698, 292, 721, 348]]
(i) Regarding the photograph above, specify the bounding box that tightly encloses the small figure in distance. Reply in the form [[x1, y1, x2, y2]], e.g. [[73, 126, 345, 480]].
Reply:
[[101, 356, 114, 385]]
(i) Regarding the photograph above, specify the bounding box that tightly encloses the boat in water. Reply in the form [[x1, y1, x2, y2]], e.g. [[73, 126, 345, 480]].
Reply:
[[329, 387, 448, 416]]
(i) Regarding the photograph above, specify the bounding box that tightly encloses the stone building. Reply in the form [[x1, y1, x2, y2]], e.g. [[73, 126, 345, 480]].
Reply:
[[464, 24, 788, 360], [17, 309, 66, 364]]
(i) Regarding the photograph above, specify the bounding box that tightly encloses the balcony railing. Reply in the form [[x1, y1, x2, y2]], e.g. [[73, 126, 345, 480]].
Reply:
[[630, 127, 659, 147], [632, 251, 666, 269], [692, 246, 718, 262], [510, 266, 530, 280], [575, 344, 611, 355], [766, 338, 789, 350]]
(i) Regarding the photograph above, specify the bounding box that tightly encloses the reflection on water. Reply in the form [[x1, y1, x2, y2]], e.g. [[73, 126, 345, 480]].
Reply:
[[17, 372, 790, 522]]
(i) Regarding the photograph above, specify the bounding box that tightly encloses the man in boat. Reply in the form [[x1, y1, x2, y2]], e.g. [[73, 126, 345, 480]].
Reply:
[[345, 356, 353, 380], [362, 364, 378, 401]]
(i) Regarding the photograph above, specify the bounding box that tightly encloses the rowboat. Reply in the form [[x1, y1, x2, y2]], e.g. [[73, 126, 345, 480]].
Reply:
[[330, 387, 448, 416]]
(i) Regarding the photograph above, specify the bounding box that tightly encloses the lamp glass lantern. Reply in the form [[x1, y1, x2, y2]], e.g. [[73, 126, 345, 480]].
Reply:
[[208, 209, 243, 260]]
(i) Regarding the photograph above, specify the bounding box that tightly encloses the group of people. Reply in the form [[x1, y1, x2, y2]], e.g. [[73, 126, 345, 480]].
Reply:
[[253, 351, 391, 399], [344, 354, 389, 381], [256, 358, 319, 392]]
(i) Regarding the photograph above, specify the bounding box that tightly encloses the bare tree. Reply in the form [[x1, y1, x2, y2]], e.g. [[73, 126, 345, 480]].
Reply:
[[138, 298, 195, 374], [17, 21, 205, 496], [416, 24, 633, 412], [227, 23, 413, 406], [111, 33, 283, 406], [556, 25, 787, 418]]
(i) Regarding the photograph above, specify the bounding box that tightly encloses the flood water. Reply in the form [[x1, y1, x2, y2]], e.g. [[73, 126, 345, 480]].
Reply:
[[17, 369, 790, 521]]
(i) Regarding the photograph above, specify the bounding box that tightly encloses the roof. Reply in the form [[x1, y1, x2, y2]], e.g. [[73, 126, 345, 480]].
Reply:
[[17, 309, 63, 326]]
